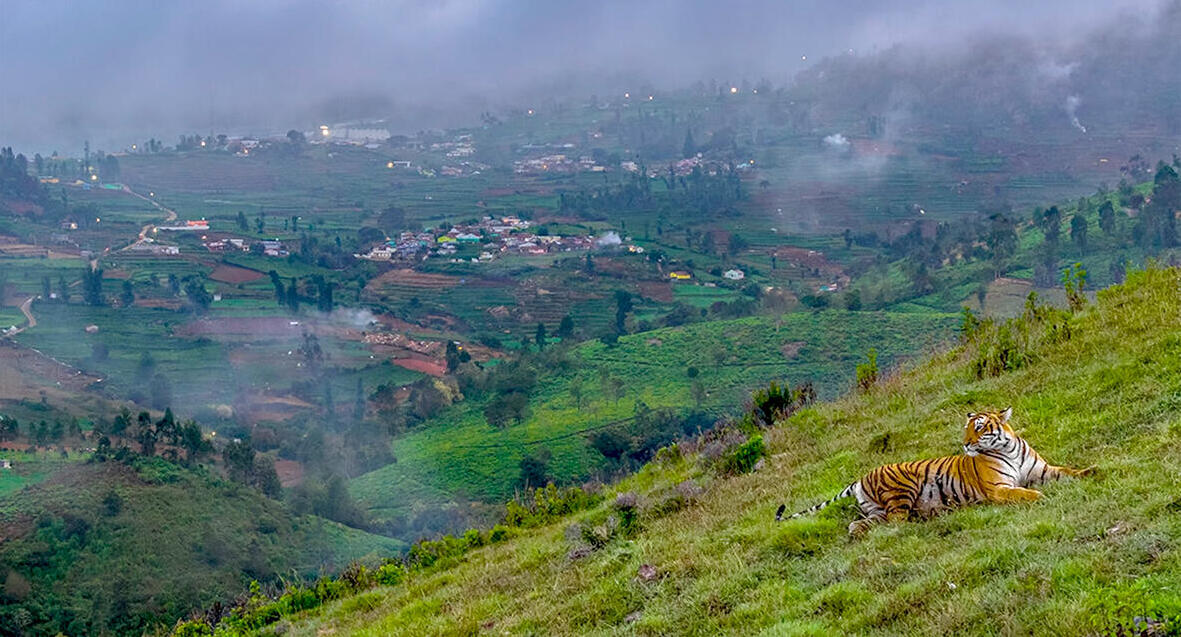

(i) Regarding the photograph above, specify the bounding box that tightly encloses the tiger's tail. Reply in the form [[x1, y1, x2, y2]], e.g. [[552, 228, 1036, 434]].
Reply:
[[775, 482, 857, 521]]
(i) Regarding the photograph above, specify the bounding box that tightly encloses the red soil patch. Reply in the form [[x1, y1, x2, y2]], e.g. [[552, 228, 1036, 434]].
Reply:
[[772, 246, 844, 274], [209, 264, 264, 284], [274, 459, 305, 488], [391, 356, 447, 376], [367, 269, 463, 291], [103, 270, 132, 280], [780, 341, 806, 359], [638, 281, 674, 303], [0, 341, 101, 399]]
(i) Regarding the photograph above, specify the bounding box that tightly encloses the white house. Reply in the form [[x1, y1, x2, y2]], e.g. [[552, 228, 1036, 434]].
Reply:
[[723, 269, 745, 280]]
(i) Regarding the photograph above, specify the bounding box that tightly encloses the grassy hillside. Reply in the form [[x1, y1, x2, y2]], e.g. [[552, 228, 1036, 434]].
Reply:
[[350, 310, 956, 523], [241, 266, 1181, 635], [0, 455, 404, 636]]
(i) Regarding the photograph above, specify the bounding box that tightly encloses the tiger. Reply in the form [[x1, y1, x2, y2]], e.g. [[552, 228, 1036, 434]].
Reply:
[[774, 407, 1094, 536]]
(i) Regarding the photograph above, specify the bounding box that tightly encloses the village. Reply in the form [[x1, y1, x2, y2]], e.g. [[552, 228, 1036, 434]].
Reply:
[[352, 214, 624, 263]]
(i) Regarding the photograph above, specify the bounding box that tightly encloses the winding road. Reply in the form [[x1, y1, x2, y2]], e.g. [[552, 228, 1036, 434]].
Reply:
[[121, 185, 178, 250], [4, 297, 37, 338]]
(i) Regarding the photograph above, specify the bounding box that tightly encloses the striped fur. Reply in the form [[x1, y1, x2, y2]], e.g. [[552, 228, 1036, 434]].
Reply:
[[775, 408, 1093, 536]]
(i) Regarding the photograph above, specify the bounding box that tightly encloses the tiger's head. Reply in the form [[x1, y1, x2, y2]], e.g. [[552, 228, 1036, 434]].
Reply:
[[962, 407, 1013, 456]]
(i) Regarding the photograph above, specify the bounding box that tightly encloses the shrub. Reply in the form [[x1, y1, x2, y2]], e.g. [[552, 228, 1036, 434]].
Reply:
[[644, 480, 704, 518], [488, 524, 510, 543], [716, 434, 766, 476], [504, 483, 601, 528], [614, 492, 640, 536], [374, 561, 405, 586], [967, 292, 1073, 379], [855, 348, 879, 392]]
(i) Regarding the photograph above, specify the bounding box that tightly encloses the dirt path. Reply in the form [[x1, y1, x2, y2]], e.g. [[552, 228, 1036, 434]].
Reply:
[[120, 185, 179, 251], [4, 297, 36, 337]]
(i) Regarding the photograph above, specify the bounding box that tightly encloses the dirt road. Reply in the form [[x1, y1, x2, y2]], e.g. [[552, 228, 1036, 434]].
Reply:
[[3, 297, 36, 337], [121, 186, 179, 250]]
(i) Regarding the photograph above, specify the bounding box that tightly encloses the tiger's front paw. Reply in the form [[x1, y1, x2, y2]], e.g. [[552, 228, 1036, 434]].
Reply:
[[1078, 465, 1098, 478], [848, 519, 873, 538]]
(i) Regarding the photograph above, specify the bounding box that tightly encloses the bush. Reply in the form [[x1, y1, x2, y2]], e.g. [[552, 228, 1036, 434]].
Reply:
[[488, 524, 510, 543], [966, 292, 1073, 379], [716, 434, 766, 476], [375, 561, 406, 586], [614, 492, 640, 536], [855, 348, 879, 392], [503, 483, 601, 528]]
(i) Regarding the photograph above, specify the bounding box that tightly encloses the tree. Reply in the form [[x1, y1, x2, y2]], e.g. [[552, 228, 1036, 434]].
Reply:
[[856, 348, 879, 392], [286, 129, 306, 147], [183, 277, 212, 314], [682, 129, 696, 158], [1070, 214, 1088, 252], [135, 415, 157, 456], [986, 212, 1017, 278], [589, 430, 629, 460], [556, 315, 574, 339], [57, 276, 69, 303], [1098, 200, 1117, 235], [268, 270, 285, 305], [253, 456, 281, 497], [1038, 206, 1062, 245], [353, 378, 366, 421], [614, 290, 633, 334], [149, 373, 172, 410], [286, 278, 300, 312], [222, 439, 255, 484], [120, 280, 134, 307], [156, 408, 177, 444], [237, 211, 249, 231], [569, 377, 585, 409], [82, 268, 103, 306], [691, 380, 707, 407], [518, 452, 549, 489], [315, 277, 334, 312], [178, 421, 210, 464], [535, 322, 547, 350], [844, 288, 863, 311]]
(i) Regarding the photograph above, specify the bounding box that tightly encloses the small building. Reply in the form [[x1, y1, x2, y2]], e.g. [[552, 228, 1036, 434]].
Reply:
[[669, 271, 692, 280], [723, 269, 745, 280], [0, 459, 10, 469]]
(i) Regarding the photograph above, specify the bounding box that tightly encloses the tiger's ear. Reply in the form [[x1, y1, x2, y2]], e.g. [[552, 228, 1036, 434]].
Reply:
[[966, 412, 976, 419], [1000, 407, 1012, 422]]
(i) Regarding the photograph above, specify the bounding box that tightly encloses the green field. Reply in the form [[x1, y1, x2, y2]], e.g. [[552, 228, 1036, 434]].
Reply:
[[351, 310, 957, 521]]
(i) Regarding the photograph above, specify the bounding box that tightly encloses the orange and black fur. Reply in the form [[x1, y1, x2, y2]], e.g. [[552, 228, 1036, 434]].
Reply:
[[775, 408, 1093, 536]]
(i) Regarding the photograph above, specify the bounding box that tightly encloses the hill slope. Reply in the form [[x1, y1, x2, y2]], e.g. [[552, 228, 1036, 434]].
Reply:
[[247, 266, 1181, 636], [0, 457, 403, 636], [350, 310, 956, 529]]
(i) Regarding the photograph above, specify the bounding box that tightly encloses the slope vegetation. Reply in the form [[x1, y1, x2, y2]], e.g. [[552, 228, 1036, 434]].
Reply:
[[248, 266, 1181, 636], [0, 457, 403, 636]]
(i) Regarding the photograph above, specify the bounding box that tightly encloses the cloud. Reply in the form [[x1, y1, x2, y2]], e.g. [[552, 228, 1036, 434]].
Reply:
[[0, 0, 1166, 152]]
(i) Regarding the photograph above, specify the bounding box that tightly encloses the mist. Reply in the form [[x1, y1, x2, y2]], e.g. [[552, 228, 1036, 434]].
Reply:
[[0, 0, 1162, 154]]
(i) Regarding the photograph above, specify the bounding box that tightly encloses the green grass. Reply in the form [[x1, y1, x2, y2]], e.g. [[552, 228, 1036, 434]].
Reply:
[[351, 310, 956, 519], [270, 266, 1181, 636], [0, 450, 83, 496]]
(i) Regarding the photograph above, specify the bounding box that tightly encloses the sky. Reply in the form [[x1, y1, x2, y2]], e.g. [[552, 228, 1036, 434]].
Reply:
[[0, 0, 1163, 154]]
